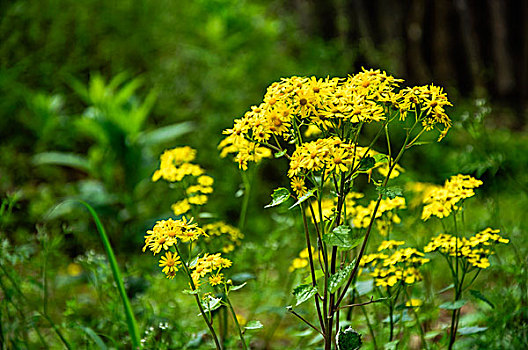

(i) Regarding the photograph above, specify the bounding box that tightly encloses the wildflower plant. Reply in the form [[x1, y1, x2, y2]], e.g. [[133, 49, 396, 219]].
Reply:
[[144, 146, 250, 349], [420, 175, 509, 349], [360, 240, 430, 345], [220, 68, 452, 349]]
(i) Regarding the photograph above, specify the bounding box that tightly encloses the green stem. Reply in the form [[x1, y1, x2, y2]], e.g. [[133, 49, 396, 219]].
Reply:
[[404, 288, 428, 349], [174, 245, 222, 350], [77, 201, 140, 348], [225, 295, 248, 350], [238, 170, 252, 232]]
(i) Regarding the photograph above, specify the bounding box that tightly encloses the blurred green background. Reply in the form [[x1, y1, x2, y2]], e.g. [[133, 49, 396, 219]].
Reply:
[[1, 0, 527, 348]]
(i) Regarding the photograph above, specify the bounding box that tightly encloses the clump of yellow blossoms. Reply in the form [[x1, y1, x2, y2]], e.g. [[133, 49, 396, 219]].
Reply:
[[289, 247, 319, 272], [203, 221, 245, 253], [191, 253, 233, 288], [425, 228, 509, 269], [152, 146, 214, 214], [360, 240, 429, 287], [421, 174, 483, 221], [220, 69, 452, 172], [142, 217, 205, 277]]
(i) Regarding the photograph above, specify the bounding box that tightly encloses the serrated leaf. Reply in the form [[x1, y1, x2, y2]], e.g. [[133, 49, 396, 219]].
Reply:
[[329, 262, 355, 294], [469, 289, 495, 308], [244, 320, 263, 330], [289, 188, 317, 209], [323, 226, 363, 249], [274, 149, 287, 158], [265, 188, 290, 208], [358, 156, 375, 171], [200, 296, 222, 314], [355, 280, 374, 296], [439, 299, 467, 310], [373, 154, 388, 164], [182, 289, 201, 295], [377, 186, 403, 199], [230, 282, 247, 292], [337, 326, 362, 350], [293, 284, 317, 306], [457, 326, 487, 335]]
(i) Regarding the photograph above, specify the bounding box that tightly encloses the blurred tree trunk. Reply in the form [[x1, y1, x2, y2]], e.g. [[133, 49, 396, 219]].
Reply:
[[404, 0, 430, 83], [453, 0, 485, 94], [488, 0, 514, 96], [432, 0, 455, 85]]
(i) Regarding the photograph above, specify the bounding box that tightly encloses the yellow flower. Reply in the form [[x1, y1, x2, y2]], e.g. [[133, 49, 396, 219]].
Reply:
[[159, 251, 182, 276], [291, 177, 307, 196]]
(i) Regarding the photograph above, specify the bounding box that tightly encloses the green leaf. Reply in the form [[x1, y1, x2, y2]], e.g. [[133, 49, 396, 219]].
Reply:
[[358, 156, 375, 171], [457, 326, 487, 335], [230, 282, 247, 292], [383, 340, 399, 350], [323, 226, 363, 249], [329, 261, 355, 294], [469, 289, 495, 308], [182, 289, 201, 295], [337, 326, 362, 350], [200, 296, 222, 314], [293, 284, 317, 306], [439, 299, 467, 310], [377, 186, 403, 199], [33, 152, 91, 173], [265, 188, 290, 208], [274, 149, 287, 158], [244, 320, 263, 330], [437, 284, 455, 294], [288, 188, 317, 209], [373, 154, 388, 163], [355, 280, 374, 296], [77, 325, 108, 350], [137, 121, 195, 145], [303, 269, 325, 284]]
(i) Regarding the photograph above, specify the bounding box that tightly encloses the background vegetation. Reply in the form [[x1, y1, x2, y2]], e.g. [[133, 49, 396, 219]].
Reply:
[[1, 0, 527, 348]]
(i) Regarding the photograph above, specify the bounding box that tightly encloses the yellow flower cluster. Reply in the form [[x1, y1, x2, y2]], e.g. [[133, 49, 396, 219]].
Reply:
[[424, 228, 509, 269], [421, 174, 483, 221], [350, 196, 406, 231], [220, 69, 452, 171], [360, 241, 429, 287], [289, 247, 318, 272], [191, 253, 233, 288], [152, 146, 215, 214], [142, 217, 206, 278], [202, 221, 245, 253], [152, 146, 204, 182]]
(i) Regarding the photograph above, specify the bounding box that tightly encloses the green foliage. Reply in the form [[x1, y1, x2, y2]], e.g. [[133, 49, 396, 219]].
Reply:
[[292, 284, 317, 306], [323, 226, 363, 249], [265, 188, 290, 208], [337, 327, 362, 350]]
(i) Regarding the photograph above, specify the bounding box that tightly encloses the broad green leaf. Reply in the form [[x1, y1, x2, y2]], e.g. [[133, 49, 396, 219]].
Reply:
[[323, 226, 363, 249], [244, 320, 263, 330], [377, 186, 403, 199], [293, 284, 317, 306], [383, 340, 399, 350], [265, 188, 290, 208], [469, 289, 495, 308], [457, 326, 487, 335], [439, 299, 467, 310], [231, 272, 256, 284], [33, 152, 91, 173], [289, 188, 317, 209], [355, 280, 374, 296], [337, 327, 362, 350], [137, 121, 195, 145], [200, 296, 222, 314], [274, 149, 287, 158], [329, 261, 355, 294], [358, 156, 375, 171]]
